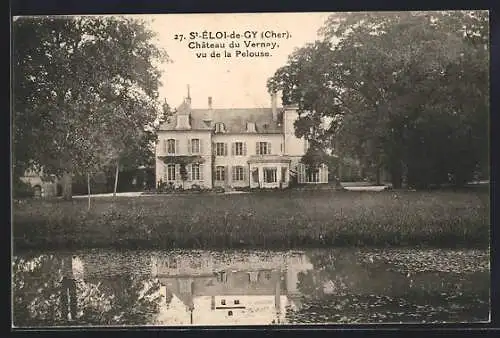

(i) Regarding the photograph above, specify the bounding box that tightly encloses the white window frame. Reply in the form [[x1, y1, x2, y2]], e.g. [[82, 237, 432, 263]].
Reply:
[[257, 142, 271, 155], [191, 139, 200, 154], [191, 163, 201, 180], [263, 167, 277, 183], [167, 164, 176, 181], [233, 166, 244, 181], [306, 167, 320, 183], [215, 166, 225, 181], [215, 123, 226, 133], [216, 142, 227, 156], [235, 142, 244, 156], [166, 139, 176, 154]]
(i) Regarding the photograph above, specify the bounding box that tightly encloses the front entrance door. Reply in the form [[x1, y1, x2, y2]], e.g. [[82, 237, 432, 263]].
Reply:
[[263, 167, 278, 188]]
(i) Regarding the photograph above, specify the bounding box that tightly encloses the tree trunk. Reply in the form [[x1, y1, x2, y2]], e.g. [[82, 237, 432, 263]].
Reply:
[[390, 159, 403, 189], [87, 172, 91, 211], [61, 171, 73, 200], [334, 155, 344, 190], [376, 153, 384, 186], [337, 157, 343, 183], [113, 159, 119, 197], [60, 255, 77, 322], [402, 162, 408, 189]]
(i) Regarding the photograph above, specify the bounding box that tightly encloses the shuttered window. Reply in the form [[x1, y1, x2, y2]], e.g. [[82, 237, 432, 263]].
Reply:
[[256, 142, 271, 155], [190, 139, 200, 154], [216, 143, 227, 156], [232, 142, 246, 156], [166, 139, 176, 154], [167, 164, 176, 181], [215, 123, 226, 133], [232, 166, 244, 181], [215, 166, 225, 181], [191, 164, 201, 180]]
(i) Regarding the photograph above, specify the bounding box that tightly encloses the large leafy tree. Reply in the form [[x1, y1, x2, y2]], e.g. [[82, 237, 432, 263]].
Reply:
[[267, 40, 348, 181], [268, 11, 489, 188], [12, 16, 169, 199], [267, 40, 343, 152]]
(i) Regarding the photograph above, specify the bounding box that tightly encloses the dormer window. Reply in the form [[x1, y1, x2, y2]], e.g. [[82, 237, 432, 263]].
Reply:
[[215, 122, 226, 133], [246, 122, 256, 132], [176, 115, 191, 129]]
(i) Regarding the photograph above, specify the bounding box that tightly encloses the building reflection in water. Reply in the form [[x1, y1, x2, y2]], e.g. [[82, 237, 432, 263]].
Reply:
[[12, 250, 313, 327], [150, 251, 314, 326], [14, 249, 488, 326]]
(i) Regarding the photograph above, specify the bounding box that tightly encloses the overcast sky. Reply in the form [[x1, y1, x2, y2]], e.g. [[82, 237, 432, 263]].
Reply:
[[146, 13, 331, 109]]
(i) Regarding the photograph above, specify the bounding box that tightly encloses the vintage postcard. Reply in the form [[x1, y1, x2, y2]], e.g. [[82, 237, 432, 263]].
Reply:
[[11, 11, 490, 327]]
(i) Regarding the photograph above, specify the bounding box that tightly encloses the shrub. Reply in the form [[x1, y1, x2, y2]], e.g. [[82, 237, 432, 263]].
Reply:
[[234, 186, 251, 192]]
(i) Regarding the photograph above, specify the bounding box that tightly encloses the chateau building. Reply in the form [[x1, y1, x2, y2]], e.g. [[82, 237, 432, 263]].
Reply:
[[155, 88, 328, 190]]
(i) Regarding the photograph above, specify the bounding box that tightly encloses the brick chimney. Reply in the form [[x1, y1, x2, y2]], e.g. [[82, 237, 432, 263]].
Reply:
[[271, 92, 278, 121], [204, 96, 213, 123]]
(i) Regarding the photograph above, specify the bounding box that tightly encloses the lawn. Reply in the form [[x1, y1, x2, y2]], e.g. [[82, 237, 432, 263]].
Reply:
[[12, 189, 490, 250]]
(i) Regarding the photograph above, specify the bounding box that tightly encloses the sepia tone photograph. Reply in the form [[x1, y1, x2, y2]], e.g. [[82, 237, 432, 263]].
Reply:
[[11, 11, 490, 327]]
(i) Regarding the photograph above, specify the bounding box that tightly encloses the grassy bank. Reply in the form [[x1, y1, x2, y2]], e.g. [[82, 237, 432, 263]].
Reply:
[[13, 189, 490, 250]]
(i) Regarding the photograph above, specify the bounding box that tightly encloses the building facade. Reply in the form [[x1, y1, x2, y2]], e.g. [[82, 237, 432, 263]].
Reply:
[[155, 91, 328, 190], [19, 168, 61, 198]]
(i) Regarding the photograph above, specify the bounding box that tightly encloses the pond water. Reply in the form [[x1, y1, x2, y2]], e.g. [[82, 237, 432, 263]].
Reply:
[[12, 248, 490, 327]]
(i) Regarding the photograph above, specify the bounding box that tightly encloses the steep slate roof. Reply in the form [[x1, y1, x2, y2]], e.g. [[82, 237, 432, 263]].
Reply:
[[159, 107, 284, 134]]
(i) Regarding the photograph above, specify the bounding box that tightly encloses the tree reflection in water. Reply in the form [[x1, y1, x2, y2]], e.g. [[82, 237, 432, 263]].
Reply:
[[13, 254, 67, 326], [288, 249, 490, 324], [12, 248, 489, 326], [12, 253, 162, 327]]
